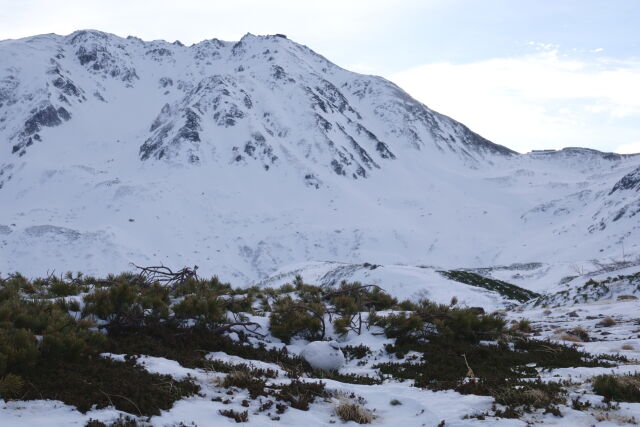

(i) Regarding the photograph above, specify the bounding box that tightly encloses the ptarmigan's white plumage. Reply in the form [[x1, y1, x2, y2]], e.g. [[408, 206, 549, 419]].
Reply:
[[301, 341, 345, 371]]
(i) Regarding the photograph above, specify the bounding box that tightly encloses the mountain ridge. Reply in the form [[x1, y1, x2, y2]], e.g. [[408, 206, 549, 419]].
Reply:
[[0, 29, 638, 285]]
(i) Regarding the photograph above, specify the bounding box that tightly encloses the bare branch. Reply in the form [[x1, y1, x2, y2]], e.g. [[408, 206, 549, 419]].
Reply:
[[132, 263, 199, 288]]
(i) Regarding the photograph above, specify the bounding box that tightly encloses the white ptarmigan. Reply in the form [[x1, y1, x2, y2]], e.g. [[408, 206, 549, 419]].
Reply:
[[301, 341, 345, 371]]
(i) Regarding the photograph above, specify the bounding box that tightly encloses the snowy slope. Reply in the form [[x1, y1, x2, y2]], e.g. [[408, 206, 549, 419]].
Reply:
[[0, 30, 639, 286]]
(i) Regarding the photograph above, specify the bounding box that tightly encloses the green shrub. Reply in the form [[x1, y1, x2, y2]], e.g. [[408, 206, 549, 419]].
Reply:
[[493, 381, 566, 409], [83, 281, 172, 328], [415, 300, 505, 343], [221, 369, 266, 398], [438, 270, 539, 302], [0, 373, 24, 399], [172, 294, 224, 327], [372, 300, 505, 347], [372, 312, 427, 345], [274, 380, 326, 410], [592, 373, 640, 402], [326, 281, 396, 312], [22, 356, 199, 415], [83, 281, 139, 326], [397, 299, 418, 311], [269, 296, 324, 344]]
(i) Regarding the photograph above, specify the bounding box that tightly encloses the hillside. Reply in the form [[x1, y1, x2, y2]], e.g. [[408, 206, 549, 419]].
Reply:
[[0, 30, 639, 287]]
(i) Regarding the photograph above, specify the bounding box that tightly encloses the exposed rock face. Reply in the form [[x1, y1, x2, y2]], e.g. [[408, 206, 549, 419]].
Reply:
[[11, 104, 71, 156], [610, 166, 640, 194]]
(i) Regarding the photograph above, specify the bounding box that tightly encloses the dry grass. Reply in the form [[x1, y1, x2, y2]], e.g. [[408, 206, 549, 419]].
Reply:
[[569, 327, 590, 342], [218, 408, 249, 422], [618, 375, 640, 389], [334, 400, 375, 424], [522, 389, 554, 406], [594, 412, 639, 424], [621, 344, 635, 351], [495, 387, 555, 408], [559, 333, 584, 343], [617, 295, 638, 301], [598, 317, 617, 327], [556, 330, 590, 344]]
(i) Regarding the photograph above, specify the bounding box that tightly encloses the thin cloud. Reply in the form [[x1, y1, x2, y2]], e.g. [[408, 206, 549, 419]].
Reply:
[[616, 141, 640, 154], [389, 49, 640, 153]]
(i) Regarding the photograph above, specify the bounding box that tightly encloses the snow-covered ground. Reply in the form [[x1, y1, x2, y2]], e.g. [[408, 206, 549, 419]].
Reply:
[[2, 263, 639, 426]]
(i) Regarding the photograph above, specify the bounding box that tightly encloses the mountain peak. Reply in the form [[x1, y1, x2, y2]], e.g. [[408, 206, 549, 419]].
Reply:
[[1, 29, 516, 177]]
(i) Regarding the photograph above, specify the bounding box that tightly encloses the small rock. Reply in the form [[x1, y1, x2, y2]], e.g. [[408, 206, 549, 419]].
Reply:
[[567, 311, 579, 318]]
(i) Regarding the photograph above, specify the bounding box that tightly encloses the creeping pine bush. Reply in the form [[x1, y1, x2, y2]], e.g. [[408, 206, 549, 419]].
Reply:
[[0, 269, 629, 421], [592, 373, 640, 403], [371, 299, 506, 347], [327, 281, 397, 337], [269, 296, 325, 343], [83, 281, 171, 328], [0, 272, 203, 413], [0, 294, 105, 376], [172, 294, 225, 327]]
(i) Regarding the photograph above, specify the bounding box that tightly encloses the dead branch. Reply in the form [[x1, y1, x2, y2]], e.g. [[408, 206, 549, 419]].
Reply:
[[132, 263, 199, 287]]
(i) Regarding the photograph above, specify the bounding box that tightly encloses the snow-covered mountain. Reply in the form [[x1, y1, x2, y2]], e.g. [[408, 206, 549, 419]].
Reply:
[[0, 29, 638, 287]]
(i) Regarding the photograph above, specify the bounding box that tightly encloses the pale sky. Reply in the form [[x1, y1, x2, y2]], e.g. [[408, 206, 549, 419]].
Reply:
[[1, 0, 638, 154]]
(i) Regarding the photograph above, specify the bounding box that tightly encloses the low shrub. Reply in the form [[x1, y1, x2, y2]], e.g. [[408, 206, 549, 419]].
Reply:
[[269, 296, 325, 344], [84, 415, 139, 427], [438, 270, 539, 302], [592, 373, 640, 403], [274, 380, 326, 410], [342, 344, 371, 360], [493, 381, 566, 409], [0, 373, 24, 399], [221, 369, 267, 398], [372, 300, 506, 347]]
